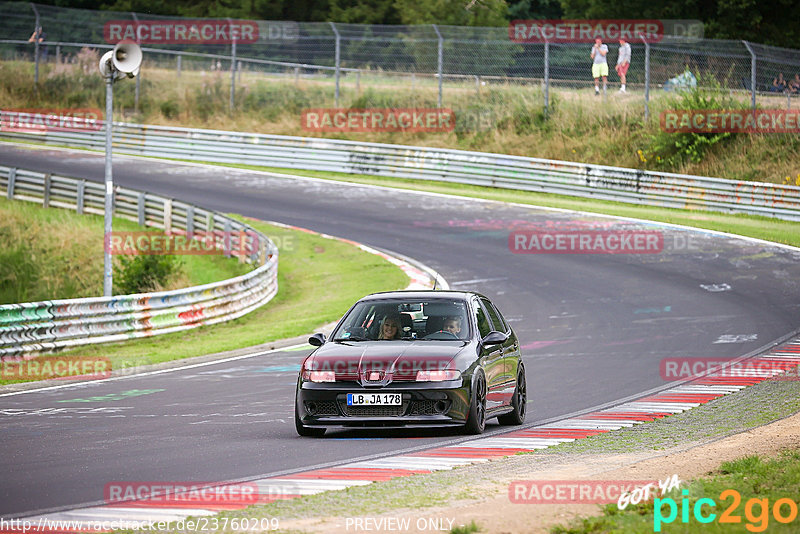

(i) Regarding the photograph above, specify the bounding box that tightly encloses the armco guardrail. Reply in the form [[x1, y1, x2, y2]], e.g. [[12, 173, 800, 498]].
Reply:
[[0, 165, 278, 360], [1, 119, 799, 221]]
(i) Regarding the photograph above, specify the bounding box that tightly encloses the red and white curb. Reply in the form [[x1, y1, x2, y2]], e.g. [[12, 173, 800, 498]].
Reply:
[[10, 340, 800, 530]]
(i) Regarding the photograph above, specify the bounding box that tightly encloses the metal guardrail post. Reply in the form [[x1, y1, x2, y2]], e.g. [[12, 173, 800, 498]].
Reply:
[[7, 168, 16, 199], [43, 173, 51, 208], [544, 41, 550, 116], [743, 40, 756, 110], [330, 22, 341, 107], [177, 55, 181, 78], [644, 43, 650, 121], [77, 180, 85, 214], [186, 205, 195, 235], [433, 24, 443, 108], [137, 192, 145, 226], [223, 219, 232, 257]]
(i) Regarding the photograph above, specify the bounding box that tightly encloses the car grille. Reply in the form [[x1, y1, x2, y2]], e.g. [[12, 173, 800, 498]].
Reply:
[[343, 405, 406, 417], [408, 400, 440, 415], [310, 401, 340, 416]]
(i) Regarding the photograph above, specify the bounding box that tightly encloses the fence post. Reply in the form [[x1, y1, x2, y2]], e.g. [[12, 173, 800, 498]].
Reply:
[[294, 66, 299, 83], [77, 179, 85, 214], [544, 41, 550, 116], [742, 40, 756, 110], [7, 168, 16, 199], [644, 39, 650, 120], [238, 60, 242, 82], [229, 18, 237, 112], [330, 22, 341, 107], [56, 44, 60, 64], [30, 3, 40, 87], [356, 69, 361, 93], [433, 24, 443, 108], [177, 55, 181, 78]]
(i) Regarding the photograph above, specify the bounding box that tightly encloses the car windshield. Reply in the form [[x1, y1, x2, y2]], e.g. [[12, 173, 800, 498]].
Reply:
[[332, 298, 471, 341]]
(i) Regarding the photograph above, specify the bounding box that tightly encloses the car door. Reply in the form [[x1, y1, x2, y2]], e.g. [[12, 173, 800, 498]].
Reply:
[[472, 298, 505, 411], [482, 298, 520, 406]]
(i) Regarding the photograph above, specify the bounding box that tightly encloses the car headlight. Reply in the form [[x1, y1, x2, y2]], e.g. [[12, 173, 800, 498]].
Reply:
[[301, 361, 336, 383], [415, 369, 460, 382]]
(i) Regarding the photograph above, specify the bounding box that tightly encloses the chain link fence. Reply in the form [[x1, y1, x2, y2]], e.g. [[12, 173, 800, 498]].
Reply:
[[2, 2, 800, 121]]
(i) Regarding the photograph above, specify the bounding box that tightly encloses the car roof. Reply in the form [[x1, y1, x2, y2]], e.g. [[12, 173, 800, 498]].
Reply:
[[357, 290, 488, 302]]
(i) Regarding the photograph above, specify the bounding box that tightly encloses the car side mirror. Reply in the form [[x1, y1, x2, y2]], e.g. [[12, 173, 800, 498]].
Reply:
[[480, 331, 508, 347], [308, 333, 326, 347]]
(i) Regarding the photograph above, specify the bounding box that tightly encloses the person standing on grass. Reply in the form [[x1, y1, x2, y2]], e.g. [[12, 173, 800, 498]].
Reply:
[[591, 37, 608, 95], [616, 38, 631, 93]]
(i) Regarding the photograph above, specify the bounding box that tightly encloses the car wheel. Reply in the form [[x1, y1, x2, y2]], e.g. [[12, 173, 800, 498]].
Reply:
[[295, 404, 326, 437], [498, 364, 526, 425], [464, 370, 487, 435]]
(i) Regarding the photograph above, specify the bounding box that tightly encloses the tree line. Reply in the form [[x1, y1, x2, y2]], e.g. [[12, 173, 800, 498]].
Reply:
[[35, 0, 799, 48]]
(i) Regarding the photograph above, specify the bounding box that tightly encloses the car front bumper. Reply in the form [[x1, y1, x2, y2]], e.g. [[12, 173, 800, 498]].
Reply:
[[296, 380, 469, 427]]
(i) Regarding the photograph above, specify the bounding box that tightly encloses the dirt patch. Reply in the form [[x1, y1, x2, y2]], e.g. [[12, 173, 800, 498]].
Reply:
[[277, 409, 800, 533]]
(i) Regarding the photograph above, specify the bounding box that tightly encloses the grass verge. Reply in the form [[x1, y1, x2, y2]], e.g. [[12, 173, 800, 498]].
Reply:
[[0, 215, 409, 385], [0, 195, 250, 303], [552, 451, 800, 533]]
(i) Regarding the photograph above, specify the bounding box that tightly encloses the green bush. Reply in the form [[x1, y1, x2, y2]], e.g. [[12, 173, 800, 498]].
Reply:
[[113, 255, 183, 295], [644, 74, 747, 168]]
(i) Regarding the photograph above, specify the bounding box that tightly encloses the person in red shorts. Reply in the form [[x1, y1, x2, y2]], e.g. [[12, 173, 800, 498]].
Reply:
[[616, 38, 631, 93]]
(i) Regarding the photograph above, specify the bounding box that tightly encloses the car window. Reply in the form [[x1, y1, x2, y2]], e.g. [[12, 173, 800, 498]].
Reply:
[[472, 299, 492, 338], [481, 298, 508, 333], [333, 298, 470, 341]]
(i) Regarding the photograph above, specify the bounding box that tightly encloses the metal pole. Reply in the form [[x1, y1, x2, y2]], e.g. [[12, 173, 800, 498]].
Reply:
[[103, 75, 114, 296], [131, 12, 140, 112], [742, 40, 756, 110], [433, 25, 443, 108], [330, 22, 340, 107], [644, 40, 650, 120], [30, 3, 40, 86], [230, 23, 237, 112], [177, 55, 181, 77], [544, 41, 550, 115]]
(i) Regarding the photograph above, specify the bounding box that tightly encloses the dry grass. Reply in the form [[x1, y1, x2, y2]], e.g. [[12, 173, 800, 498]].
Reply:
[[2, 59, 799, 183]]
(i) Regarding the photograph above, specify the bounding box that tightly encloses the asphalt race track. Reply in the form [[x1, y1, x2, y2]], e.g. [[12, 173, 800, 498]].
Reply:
[[2, 143, 800, 518]]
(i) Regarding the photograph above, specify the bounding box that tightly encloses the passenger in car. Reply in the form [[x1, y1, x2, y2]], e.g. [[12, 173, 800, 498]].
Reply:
[[378, 315, 402, 340]]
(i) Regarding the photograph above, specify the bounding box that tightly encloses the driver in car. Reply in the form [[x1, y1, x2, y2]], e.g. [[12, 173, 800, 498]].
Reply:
[[442, 316, 462, 337], [378, 315, 402, 340]]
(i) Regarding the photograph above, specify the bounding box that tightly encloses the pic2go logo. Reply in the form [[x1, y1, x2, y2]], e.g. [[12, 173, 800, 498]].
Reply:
[[654, 489, 799, 532]]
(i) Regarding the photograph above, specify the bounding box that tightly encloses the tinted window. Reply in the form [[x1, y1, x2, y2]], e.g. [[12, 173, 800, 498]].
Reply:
[[472, 299, 492, 338], [482, 299, 509, 333], [480, 298, 505, 333], [333, 298, 470, 341]]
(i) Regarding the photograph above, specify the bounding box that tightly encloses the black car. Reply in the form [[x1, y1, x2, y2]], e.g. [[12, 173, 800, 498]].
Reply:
[[294, 291, 526, 436]]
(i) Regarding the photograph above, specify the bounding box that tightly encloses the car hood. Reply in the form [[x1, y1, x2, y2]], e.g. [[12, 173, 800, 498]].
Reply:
[[308, 341, 466, 381]]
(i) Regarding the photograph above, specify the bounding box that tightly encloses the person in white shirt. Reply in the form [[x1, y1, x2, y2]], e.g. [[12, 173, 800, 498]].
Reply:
[[616, 39, 632, 93], [591, 37, 608, 95]]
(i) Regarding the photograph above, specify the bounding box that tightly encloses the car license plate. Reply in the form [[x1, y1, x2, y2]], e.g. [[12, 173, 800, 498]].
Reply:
[[346, 393, 402, 406]]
